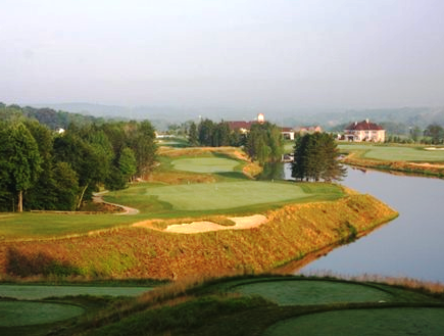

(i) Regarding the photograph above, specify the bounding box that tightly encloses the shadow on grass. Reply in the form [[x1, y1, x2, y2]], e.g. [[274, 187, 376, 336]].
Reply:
[[214, 171, 249, 180], [6, 247, 81, 277]]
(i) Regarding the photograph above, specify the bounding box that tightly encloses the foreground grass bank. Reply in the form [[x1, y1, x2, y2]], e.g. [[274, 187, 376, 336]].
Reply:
[[2, 275, 441, 336]]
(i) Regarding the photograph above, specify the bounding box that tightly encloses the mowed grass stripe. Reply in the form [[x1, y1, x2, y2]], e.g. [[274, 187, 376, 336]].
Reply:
[[145, 181, 311, 211], [0, 301, 84, 327], [231, 280, 392, 306], [263, 308, 444, 336], [0, 285, 153, 300], [171, 157, 241, 173]]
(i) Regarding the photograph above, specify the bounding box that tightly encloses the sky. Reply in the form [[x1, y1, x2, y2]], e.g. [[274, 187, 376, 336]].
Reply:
[[1, 0, 444, 112]]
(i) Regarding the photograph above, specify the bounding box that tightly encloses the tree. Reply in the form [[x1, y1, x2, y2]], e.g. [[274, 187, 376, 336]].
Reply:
[[198, 119, 214, 146], [52, 162, 79, 210], [245, 122, 283, 165], [119, 147, 137, 181], [424, 124, 443, 144], [132, 121, 157, 178], [409, 126, 422, 142], [292, 133, 345, 182], [24, 120, 58, 210], [53, 132, 103, 209], [1, 123, 42, 212], [188, 122, 199, 146]]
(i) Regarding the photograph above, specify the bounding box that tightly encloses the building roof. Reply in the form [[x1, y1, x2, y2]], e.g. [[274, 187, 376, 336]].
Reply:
[[345, 120, 384, 131], [281, 127, 294, 132], [227, 121, 254, 130]]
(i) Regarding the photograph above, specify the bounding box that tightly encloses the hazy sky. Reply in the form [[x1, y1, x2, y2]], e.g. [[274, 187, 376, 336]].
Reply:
[[1, 0, 444, 111]]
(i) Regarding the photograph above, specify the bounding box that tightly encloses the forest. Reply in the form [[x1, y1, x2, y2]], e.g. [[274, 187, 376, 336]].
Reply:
[[0, 104, 157, 212]]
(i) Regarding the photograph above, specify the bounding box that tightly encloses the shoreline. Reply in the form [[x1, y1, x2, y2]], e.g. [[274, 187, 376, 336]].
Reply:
[[0, 194, 398, 281], [343, 153, 444, 178]]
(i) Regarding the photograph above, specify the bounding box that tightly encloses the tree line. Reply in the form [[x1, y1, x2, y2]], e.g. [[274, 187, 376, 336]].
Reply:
[[0, 105, 157, 212], [188, 119, 283, 165]]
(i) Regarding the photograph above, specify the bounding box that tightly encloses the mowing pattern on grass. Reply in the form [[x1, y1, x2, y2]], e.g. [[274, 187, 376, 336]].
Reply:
[[339, 144, 444, 162], [171, 157, 241, 173], [0, 301, 84, 327], [0, 285, 152, 300], [262, 308, 444, 336], [231, 280, 393, 306], [0, 213, 137, 240], [145, 181, 311, 211]]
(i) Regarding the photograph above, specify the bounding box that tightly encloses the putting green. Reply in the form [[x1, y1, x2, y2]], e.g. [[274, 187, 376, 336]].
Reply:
[[263, 308, 444, 336], [171, 157, 240, 173], [146, 181, 311, 211], [231, 280, 392, 306], [0, 301, 84, 326], [0, 285, 152, 300], [339, 144, 444, 162]]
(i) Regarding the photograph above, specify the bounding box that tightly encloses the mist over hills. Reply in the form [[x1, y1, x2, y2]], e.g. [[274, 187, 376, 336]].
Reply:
[[29, 102, 444, 132]]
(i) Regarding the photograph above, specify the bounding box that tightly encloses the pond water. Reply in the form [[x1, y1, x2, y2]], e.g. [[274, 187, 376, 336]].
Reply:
[[281, 164, 444, 283]]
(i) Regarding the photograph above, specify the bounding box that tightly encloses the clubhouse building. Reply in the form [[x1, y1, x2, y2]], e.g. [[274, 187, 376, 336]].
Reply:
[[343, 119, 385, 142]]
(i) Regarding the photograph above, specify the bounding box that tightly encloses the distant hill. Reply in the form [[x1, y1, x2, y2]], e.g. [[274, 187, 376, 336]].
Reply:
[[282, 107, 444, 132], [21, 102, 444, 133]]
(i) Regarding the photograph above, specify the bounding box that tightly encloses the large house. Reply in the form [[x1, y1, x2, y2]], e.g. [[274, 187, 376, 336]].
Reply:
[[227, 113, 265, 134], [344, 119, 385, 142]]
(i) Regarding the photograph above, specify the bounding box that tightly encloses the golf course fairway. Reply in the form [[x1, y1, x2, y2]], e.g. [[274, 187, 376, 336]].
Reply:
[[0, 301, 84, 327], [230, 279, 393, 305], [263, 308, 444, 336]]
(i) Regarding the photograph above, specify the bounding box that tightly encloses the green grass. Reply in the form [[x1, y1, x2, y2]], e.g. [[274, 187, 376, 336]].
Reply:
[[0, 285, 153, 300], [0, 181, 343, 239], [230, 279, 393, 306], [144, 181, 311, 211], [105, 181, 343, 213], [22, 275, 440, 336], [171, 157, 242, 173], [339, 144, 444, 162], [0, 213, 138, 240], [262, 308, 444, 336], [0, 301, 84, 327]]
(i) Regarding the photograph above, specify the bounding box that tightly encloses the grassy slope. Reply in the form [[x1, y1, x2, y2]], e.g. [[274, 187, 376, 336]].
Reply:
[[0, 194, 397, 280]]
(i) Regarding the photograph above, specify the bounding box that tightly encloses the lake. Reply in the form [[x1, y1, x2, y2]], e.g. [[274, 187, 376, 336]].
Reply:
[[282, 164, 444, 283]]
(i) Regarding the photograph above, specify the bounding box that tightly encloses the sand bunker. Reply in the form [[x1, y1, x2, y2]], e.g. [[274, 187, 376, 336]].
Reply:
[[163, 214, 268, 234]]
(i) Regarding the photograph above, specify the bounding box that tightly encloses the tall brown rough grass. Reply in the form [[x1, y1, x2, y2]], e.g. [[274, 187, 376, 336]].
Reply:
[[0, 194, 397, 281]]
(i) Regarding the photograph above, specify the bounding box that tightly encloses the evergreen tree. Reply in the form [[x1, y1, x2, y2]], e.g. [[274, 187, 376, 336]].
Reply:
[[198, 119, 214, 146], [188, 122, 199, 146], [132, 120, 157, 178], [292, 133, 345, 182]]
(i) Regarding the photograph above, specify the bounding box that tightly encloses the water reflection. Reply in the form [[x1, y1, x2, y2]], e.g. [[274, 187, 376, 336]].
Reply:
[[279, 163, 444, 283]]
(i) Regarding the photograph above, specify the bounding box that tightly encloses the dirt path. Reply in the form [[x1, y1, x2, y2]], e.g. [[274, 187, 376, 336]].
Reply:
[[93, 191, 139, 215]]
